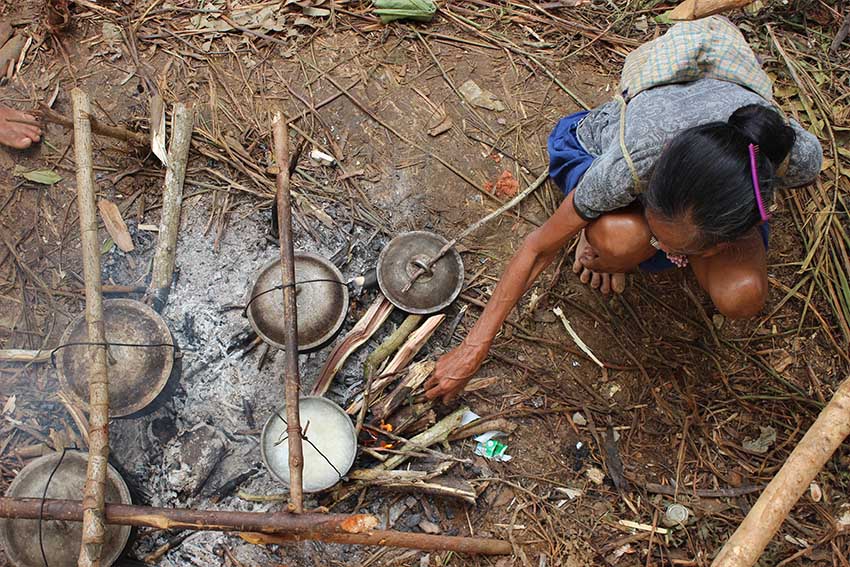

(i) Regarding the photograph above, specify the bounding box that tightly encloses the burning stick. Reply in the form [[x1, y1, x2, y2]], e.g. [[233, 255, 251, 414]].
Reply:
[[711, 376, 850, 567], [71, 87, 109, 567], [271, 111, 304, 514]]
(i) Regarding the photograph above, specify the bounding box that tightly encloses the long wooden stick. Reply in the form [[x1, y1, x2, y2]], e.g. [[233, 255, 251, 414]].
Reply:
[[71, 87, 109, 567], [271, 111, 304, 514], [711, 376, 850, 567], [149, 103, 194, 312], [0, 497, 511, 555]]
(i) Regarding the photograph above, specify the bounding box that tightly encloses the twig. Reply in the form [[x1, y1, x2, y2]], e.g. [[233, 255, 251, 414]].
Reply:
[[403, 169, 549, 290], [38, 104, 148, 145]]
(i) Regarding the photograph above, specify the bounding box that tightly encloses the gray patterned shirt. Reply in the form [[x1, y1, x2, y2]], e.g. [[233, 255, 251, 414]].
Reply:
[[572, 78, 823, 219]]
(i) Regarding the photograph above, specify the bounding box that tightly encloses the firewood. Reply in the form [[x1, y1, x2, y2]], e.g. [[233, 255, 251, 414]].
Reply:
[[373, 360, 435, 421], [312, 295, 394, 396], [346, 314, 445, 415]]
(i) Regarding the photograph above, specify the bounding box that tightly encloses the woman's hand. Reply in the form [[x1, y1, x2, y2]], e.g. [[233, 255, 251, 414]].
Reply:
[[424, 341, 489, 403]]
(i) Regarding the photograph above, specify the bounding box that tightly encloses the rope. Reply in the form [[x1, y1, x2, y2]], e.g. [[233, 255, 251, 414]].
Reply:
[[272, 411, 344, 481], [241, 278, 348, 318], [49, 341, 176, 368], [614, 94, 643, 193], [38, 447, 79, 567]]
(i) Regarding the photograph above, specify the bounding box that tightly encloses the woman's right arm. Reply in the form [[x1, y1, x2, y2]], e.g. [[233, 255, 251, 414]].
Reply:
[[424, 192, 588, 403]]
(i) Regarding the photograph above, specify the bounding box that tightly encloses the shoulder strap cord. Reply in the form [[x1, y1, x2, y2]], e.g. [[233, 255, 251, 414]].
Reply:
[[614, 94, 643, 194]]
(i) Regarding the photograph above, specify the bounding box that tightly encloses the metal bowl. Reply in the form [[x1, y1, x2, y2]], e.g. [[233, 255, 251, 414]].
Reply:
[[56, 298, 177, 418], [0, 451, 133, 567], [261, 396, 357, 493], [247, 254, 349, 352]]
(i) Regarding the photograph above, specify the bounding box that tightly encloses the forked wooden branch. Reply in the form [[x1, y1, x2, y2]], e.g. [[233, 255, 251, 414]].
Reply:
[[149, 103, 194, 312]]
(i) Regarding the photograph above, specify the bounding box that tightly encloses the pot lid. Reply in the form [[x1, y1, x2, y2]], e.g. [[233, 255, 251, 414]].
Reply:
[[377, 231, 464, 314], [247, 253, 348, 352]]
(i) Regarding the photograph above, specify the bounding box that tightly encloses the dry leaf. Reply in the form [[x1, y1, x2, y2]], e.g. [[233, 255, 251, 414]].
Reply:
[[302, 6, 330, 16], [13, 166, 62, 185], [771, 349, 795, 373], [150, 94, 168, 166], [427, 109, 452, 136], [459, 80, 505, 112], [2, 395, 15, 415], [97, 199, 135, 252]]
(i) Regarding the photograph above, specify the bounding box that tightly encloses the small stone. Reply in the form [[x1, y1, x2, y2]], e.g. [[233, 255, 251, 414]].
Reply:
[[572, 412, 587, 426], [419, 520, 441, 534], [809, 482, 822, 502], [586, 467, 605, 485]]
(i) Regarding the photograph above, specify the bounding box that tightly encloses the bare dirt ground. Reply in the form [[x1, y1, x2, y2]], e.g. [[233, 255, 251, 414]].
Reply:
[[1, 0, 849, 566]]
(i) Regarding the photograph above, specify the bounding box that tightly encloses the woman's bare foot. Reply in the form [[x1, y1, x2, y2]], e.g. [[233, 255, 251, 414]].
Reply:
[[572, 229, 626, 294], [0, 106, 41, 149]]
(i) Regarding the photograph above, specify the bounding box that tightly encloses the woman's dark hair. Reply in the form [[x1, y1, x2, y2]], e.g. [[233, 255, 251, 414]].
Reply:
[[645, 104, 796, 247]]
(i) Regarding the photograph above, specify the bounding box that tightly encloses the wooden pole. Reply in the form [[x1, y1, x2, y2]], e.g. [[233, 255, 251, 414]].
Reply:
[[71, 87, 109, 567], [0, 497, 512, 555], [711, 376, 850, 567], [149, 103, 194, 312], [271, 111, 304, 513]]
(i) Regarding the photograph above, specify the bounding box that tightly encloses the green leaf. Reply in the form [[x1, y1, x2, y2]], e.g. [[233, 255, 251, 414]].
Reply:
[[101, 238, 114, 255], [12, 166, 63, 185], [654, 11, 673, 25]]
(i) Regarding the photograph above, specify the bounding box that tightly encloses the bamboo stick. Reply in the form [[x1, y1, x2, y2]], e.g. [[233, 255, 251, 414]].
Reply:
[[271, 111, 304, 514], [71, 87, 109, 567], [149, 103, 194, 312], [711, 376, 850, 567]]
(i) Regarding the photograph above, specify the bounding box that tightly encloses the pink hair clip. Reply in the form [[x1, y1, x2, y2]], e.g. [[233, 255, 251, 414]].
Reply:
[[749, 143, 770, 222]]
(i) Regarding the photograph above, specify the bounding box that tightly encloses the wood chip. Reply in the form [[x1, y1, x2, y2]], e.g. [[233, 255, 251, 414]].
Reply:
[[97, 199, 134, 252]]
